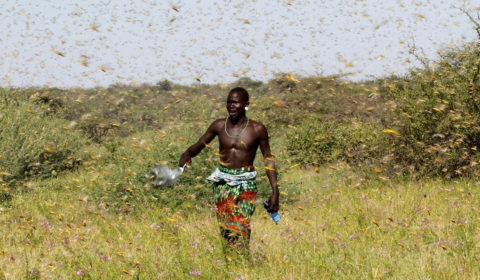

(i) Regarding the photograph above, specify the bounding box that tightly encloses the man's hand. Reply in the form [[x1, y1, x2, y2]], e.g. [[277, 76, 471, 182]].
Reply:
[[179, 152, 192, 167], [267, 190, 279, 213]]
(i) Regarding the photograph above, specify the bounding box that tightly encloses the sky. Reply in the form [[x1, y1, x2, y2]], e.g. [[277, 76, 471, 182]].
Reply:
[[0, 0, 479, 88]]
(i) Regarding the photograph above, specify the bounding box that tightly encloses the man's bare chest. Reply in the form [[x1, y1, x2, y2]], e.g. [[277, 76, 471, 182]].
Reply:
[[217, 127, 259, 151]]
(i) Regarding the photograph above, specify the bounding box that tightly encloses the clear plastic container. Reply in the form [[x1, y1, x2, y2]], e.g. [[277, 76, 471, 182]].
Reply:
[[146, 165, 184, 186]]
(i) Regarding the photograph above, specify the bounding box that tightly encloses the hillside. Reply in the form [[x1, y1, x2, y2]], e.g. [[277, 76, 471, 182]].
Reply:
[[1, 41, 480, 278]]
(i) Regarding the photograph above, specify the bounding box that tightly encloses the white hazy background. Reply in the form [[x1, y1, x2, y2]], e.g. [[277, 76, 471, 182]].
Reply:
[[0, 0, 478, 88]]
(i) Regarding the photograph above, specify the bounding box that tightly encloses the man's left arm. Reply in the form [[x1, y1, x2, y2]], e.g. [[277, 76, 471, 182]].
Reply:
[[258, 123, 279, 213]]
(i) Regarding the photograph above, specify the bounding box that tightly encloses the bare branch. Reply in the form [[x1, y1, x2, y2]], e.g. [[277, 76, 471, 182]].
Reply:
[[460, 8, 480, 43], [407, 41, 431, 71]]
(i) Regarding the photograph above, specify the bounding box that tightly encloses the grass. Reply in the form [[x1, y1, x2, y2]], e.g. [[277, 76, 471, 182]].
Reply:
[[2, 65, 480, 279], [1, 164, 478, 279]]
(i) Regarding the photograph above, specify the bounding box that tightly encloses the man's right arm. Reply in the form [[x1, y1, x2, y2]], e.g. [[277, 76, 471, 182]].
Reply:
[[178, 120, 220, 167]]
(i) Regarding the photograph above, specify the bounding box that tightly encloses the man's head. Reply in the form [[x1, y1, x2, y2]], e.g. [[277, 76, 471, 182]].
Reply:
[[227, 87, 250, 119], [228, 87, 249, 103]]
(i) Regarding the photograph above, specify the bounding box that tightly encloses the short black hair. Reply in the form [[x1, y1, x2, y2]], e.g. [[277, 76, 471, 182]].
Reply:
[[228, 87, 249, 102]]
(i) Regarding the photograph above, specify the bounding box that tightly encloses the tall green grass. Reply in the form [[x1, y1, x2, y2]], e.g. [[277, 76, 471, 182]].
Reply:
[[0, 166, 478, 279]]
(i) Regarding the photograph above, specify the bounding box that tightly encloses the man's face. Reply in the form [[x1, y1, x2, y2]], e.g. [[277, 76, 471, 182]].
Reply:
[[226, 92, 248, 118]]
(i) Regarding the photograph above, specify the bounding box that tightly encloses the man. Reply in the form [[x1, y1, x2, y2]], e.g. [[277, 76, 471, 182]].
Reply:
[[178, 87, 279, 249]]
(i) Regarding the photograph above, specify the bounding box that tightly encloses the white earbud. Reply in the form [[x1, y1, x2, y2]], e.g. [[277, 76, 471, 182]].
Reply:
[[245, 106, 249, 111]]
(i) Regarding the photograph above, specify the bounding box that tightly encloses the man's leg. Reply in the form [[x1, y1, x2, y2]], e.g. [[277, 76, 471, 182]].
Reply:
[[212, 174, 257, 257]]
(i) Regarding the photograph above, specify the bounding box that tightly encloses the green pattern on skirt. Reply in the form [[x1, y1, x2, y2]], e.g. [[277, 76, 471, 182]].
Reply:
[[213, 166, 257, 241]]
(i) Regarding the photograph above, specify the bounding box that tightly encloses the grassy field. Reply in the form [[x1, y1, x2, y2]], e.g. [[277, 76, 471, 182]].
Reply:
[[1, 163, 479, 279], [2, 62, 480, 278]]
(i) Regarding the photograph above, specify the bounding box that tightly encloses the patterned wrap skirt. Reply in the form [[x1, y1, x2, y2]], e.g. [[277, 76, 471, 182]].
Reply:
[[206, 165, 258, 241]]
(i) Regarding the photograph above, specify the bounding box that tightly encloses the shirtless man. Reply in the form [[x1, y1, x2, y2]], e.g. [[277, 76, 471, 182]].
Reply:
[[178, 87, 279, 248]]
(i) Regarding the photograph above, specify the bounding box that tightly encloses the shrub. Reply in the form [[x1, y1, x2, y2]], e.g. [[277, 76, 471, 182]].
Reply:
[[287, 119, 341, 165], [78, 118, 120, 143], [0, 89, 87, 185], [156, 79, 173, 91], [286, 118, 386, 167], [231, 77, 263, 92], [380, 42, 480, 178]]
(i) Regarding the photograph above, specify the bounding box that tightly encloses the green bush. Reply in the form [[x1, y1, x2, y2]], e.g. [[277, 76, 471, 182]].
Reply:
[[287, 120, 341, 165], [156, 79, 173, 91], [286, 118, 386, 167], [231, 77, 263, 90], [380, 42, 480, 178], [0, 90, 87, 185], [77, 118, 120, 143]]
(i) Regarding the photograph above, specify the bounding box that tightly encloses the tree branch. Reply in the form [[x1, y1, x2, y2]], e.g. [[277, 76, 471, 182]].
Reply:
[[460, 8, 480, 45]]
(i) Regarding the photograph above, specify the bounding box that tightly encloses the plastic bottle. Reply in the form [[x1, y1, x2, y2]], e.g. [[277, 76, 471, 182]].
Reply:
[[146, 165, 184, 186], [263, 200, 281, 224]]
